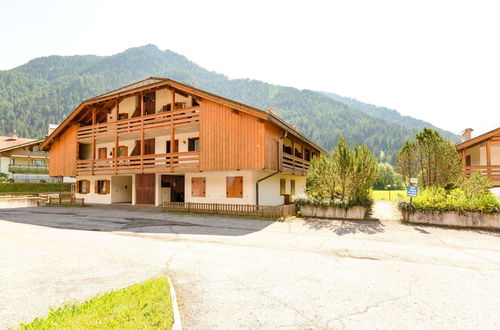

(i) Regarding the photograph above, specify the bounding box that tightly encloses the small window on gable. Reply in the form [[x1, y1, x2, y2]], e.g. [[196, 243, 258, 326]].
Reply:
[[191, 177, 206, 197], [280, 179, 286, 195], [95, 180, 110, 194], [77, 180, 90, 194], [188, 137, 200, 152], [226, 176, 243, 198]]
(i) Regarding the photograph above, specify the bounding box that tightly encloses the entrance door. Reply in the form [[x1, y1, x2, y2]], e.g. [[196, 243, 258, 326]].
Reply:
[[136, 174, 156, 205], [160, 175, 185, 202]]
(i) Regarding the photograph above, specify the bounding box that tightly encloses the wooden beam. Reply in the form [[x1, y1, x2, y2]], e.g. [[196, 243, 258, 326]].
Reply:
[[170, 88, 175, 172], [486, 139, 491, 177], [115, 100, 119, 174]]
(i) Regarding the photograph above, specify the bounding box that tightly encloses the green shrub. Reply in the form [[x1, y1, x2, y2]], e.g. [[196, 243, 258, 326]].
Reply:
[[0, 182, 71, 193], [398, 172, 500, 214], [303, 137, 377, 208]]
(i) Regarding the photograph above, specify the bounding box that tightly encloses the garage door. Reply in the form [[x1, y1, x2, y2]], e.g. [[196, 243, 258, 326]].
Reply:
[[136, 174, 155, 205]]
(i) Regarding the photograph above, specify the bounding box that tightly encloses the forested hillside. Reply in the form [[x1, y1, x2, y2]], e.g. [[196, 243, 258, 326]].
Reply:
[[0, 44, 457, 163]]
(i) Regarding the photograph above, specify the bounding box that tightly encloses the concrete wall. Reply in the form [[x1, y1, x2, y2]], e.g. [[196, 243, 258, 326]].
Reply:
[[257, 173, 306, 205], [0, 198, 38, 209], [111, 176, 132, 203], [405, 210, 500, 230]]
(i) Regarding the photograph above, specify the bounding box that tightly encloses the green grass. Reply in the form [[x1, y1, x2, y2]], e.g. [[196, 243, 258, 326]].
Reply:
[[0, 183, 71, 193], [371, 190, 407, 202], [18, 277, 174, 330]]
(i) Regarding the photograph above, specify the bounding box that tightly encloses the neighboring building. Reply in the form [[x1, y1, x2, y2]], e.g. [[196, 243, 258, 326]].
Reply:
[[456, 127, 500, 187], [0, 135, 55, 182], [40, 77, 324, 206]]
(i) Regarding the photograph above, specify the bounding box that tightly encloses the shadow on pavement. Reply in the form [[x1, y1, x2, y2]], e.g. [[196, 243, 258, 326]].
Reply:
[[0, 206, 274, 237], [303, 218, 385, 235]]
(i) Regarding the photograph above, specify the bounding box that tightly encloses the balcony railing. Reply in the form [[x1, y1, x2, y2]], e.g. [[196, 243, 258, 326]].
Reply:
[[281, 153, 310, 175], [77, 106, 200, 141], [77, 151, 200, 175], [464, 165, 500, 182], [8, 164, 49, 174]]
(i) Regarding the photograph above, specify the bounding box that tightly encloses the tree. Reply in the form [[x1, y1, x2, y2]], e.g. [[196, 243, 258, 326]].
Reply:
[[396, 128, 463, 187], [306, 137, 378, 204], [373, 163, 403, 190]]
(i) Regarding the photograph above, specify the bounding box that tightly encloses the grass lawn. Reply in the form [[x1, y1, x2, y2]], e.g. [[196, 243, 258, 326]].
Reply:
[[372, 189, 407, 202], [18, 277, 174, 330]]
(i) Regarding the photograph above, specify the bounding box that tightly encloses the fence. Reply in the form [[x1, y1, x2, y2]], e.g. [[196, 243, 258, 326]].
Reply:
[[163, 202, 296, 218]]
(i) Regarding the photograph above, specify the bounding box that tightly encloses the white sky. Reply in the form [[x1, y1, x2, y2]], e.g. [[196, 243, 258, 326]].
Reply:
[[1, 0, 499, 136]]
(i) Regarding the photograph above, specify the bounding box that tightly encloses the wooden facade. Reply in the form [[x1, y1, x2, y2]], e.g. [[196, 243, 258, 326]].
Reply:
[[456, 127, 500, 187], [41, 78, 323, 178]]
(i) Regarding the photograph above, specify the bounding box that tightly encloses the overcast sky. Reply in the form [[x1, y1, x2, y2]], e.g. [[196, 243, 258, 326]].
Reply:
[[1, 0, 499, 136]]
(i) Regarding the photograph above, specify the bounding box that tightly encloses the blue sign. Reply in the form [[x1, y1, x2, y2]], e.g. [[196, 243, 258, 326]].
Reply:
[[407, 185, 418, 197]]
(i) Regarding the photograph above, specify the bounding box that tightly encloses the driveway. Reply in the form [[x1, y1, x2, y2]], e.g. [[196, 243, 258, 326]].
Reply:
[[0, 206, 499, 329]]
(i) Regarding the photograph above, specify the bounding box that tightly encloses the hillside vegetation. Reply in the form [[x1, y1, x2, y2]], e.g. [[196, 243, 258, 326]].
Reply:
[[0, 44, 458, 163]]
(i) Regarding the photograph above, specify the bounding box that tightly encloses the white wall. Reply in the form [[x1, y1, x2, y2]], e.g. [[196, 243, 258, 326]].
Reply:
[[108, 95, 137, 121], [257, 173, 306, 206], [111, 176, 132, 203], [75, 175, 112, 204], [0, 156, 9, 174], [491, 144, 500, 165], [95, 139, 136, 158], [154, 131, 199, 154], [184, 170, 307, 206]]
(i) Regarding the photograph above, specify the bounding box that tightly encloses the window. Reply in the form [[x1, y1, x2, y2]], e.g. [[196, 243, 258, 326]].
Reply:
[[291, 180, 295, 196], [226, 176, 243, 198], [304, 149, 311, 161], [117, 146, 128, 157], [280, 179, 286, 195], [32, 159, 44, 166], [166, 140, 179, 153], [95, 180, 110, 194], [188, 137, 200, 152], [118, 113, 129, 120], [465, 155, 471, 166], [283, 138, 293, 155], [191, 177, 206, 197], [311, 152, 317, 159], [294, 144, 302, 158], [77, 180, 90, 194], [98, 147, 107, 159]]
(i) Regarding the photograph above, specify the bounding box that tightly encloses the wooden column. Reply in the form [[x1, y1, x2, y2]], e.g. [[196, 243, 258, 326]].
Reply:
[[91, 108, 96, 175], [291, 139, 295, 174], [486, 140, 491, 177], [140, 93, 144, 173], [170, 88, 175, 172], [115, 100, 119, 174]]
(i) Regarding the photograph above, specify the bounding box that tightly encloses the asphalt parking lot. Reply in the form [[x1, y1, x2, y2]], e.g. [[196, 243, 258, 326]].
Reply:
[[0, 206, 499, 329]]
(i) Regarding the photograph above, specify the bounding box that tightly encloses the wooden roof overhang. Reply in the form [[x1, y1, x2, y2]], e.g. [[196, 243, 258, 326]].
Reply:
[[456, 127, 500, 150], [40, 77, 326, 153]]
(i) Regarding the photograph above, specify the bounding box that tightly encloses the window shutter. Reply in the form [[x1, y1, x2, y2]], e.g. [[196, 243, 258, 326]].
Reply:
[[85, 180, 90, 194], [105, 180, 110, 194], [291, 180, 296, 196], [191, 177, 206, 197], [226, 176, 243, 198], [280, 179, 286, 195], [95, 181, 98, 194], [76, 181, 81, 193]]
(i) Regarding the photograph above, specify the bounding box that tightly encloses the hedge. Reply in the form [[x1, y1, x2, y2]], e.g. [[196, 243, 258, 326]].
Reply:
[[0, 183, 72, 193]]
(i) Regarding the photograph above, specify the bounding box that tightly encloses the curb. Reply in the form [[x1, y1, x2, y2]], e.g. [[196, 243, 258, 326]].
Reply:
[[167, 276, 182, 330]]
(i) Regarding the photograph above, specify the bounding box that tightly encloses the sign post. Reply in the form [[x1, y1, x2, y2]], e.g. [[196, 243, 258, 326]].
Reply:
[[407, 178, 419, 205]]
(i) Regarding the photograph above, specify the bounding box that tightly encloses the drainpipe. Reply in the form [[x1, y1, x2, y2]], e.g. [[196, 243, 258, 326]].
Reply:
[[255, 129, 288, 206]]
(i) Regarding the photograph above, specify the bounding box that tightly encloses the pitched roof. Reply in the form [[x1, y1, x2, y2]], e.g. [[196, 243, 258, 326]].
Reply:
[[0, 136, 37, 151], [0, 139, 44, 153], [40, 77, 326, 153], [456, 127, 500, 150]]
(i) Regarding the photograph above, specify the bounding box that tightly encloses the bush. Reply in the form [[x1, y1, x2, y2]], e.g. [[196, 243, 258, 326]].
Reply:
[[302, 137, 377, 208], [398, 172, 500, 214], [0, 182, 71, 193]]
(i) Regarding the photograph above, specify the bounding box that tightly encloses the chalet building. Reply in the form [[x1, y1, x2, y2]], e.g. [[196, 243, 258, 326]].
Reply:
[[0, 133, 54, 183], [456, 127, 500, 187], [40, 78, 324, 206]]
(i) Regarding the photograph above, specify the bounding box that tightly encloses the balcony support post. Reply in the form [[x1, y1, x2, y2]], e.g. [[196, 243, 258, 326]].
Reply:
[[91, 107, 96, 176], [170, 87, 175, 172], [486, 140, 491, 177], [115, 100, 119, 174], [140, 92, 144, 173]]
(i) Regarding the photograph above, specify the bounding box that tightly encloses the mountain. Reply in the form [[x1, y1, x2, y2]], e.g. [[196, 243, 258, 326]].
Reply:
[[0, 44, 458, 163], [320, 91, 457, 142]]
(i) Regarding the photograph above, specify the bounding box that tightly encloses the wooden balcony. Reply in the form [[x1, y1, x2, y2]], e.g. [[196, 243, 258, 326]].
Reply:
[[281, 153, 310, 175], [464, 165, 500, 185], [77, 151, 200, 175], [77, 106, 200, 141]]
